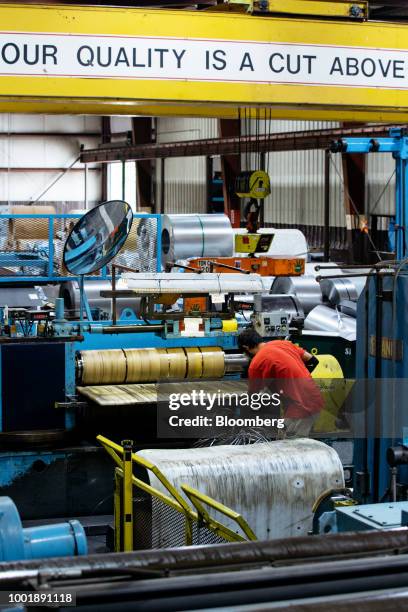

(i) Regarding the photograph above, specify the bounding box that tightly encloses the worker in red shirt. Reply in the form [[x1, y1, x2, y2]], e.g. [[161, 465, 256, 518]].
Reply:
[[238, 329, 324, 437]]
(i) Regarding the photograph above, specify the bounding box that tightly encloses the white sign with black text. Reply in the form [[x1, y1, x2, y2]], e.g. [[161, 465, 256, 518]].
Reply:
[[0, 31, 407, 89]]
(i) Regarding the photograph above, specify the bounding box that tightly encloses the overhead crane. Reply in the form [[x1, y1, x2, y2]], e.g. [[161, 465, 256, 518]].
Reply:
[[0, 1, 406, 121]]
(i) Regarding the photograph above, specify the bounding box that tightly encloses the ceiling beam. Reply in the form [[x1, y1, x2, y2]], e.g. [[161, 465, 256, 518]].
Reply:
[[80, 124, 405, 163]]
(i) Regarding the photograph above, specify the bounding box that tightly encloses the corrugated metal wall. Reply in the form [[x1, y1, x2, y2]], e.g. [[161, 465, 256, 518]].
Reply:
[[366, 152, 395, 217], [246, 120, 345, 229], [156, 118, 346, 230], [156, 117, 217, 214], [155, 117, 395, 251], [0, 115, 101, 211]]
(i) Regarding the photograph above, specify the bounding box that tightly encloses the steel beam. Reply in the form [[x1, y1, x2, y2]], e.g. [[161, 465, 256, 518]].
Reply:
[[80, 124, 400, 163], [132, 118, 154, 211], [219, 119, 241, 227], [341, 133, 368, 263]]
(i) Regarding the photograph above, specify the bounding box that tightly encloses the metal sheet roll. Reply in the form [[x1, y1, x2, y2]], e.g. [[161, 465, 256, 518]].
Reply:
[[253, 294, 304, 319], [270, 275, 323, 314], [60, 280, 142, 319], [157, 348, 171, 379], [185, 347, 203, 379], [320, 278, 358, 306], [138, 439, 344, 541], [161, 214, 234, 266], [124, 348, 161, 383], [304, 304, 356, 341], [166, 348, 187, 379], [79, 347, 227, 385], [200, 346, 225, 378], [81, 349, 127, 385]]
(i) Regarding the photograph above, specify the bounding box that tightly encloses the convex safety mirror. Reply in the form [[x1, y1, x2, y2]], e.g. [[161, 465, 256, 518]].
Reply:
[[63, 200, 133, 275]]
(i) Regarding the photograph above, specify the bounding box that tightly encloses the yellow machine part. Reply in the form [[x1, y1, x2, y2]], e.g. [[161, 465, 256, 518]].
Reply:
[[222, 319, 238, 333], [311, 354, 354, 433], [236, 171, 271, 199]]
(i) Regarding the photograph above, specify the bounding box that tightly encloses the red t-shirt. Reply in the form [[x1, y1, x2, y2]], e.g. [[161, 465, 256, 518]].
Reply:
[[248, 340, 324, 418]]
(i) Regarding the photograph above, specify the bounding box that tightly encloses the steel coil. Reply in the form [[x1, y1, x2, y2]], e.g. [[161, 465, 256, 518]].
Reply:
[[320, 278, 358, 306], [59, 280, 142, 319], [161, 214, 233, 266], [304, 304, 356, 340], [270, 275, 323, 314], [79, 347, 226, 385]]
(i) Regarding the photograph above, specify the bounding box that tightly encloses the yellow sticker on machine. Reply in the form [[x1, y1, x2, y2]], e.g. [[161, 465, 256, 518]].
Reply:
[[235, 233, 274, 253]]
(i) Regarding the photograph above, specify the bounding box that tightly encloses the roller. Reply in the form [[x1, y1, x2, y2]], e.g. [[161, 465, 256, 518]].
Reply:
[[78, 346, 227, 385], [161, 214, 234, 266], [124, 348, 161, 383], [59, 280, 142, 319], [122, 272, 268, 294], [80, 349, 127, 385]]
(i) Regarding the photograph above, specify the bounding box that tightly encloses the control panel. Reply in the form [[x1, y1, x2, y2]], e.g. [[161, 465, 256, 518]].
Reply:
[[253, 312, 289, 337]]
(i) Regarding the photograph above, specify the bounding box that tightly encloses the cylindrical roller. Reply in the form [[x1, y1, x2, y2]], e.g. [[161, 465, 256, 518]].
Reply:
[[224, 353, 249, 373], [166, 348, 187, 379], [270, 276, 323, 314], [79, 347, 228, 385], [157, 348, 170, 379], [81, 349, 126, 385], [124, 348, 161, 383], [9, 206, 56, 241], [161, 214, 233, 266], [200, 347, 225, 378], [59, 280, 142, 319], [185, 347, 203, 379]]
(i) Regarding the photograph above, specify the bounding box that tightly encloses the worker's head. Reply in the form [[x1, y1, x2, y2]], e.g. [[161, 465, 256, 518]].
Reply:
[[238, 328, 263, 356]]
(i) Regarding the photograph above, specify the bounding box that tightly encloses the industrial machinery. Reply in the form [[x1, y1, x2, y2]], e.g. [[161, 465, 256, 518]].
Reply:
[[0, 3, 408, 607], [0, 496, 87, 561], [0, 202, 326, 521]]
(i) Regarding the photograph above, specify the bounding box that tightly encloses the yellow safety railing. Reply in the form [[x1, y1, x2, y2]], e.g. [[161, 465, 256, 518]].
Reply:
[[181, 484, 257, 542], [97, 434, 257, 551]]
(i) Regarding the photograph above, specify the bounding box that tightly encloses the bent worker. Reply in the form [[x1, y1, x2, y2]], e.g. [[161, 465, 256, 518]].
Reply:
[[238, 329, 324, 437]]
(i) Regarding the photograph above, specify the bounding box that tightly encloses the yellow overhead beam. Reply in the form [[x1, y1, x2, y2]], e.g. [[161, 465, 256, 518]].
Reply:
[[0, 3, 407, 120], [211, 0, 367, 18]]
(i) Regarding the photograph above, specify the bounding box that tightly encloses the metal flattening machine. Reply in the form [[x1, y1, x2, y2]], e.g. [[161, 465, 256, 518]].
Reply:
[[0, 202, 312, 520]]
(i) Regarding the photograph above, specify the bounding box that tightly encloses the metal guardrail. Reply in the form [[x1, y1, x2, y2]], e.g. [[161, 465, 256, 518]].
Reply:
[[97, 435, 257, 552], [0, 212, 162, 282]]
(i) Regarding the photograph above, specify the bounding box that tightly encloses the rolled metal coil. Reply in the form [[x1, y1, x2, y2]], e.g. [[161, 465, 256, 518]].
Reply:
[[161, 214, 234, 266], [78, 346, 225, 385], [270, 275, 323, 315]]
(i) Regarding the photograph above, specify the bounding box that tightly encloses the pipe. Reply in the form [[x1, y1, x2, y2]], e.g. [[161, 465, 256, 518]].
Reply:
[[224, 353, 248, 372], [373, 271, 384, 502], [1, 529, 408, 584], [102, 325, 165, 334], [324, 149, 330, 261]]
